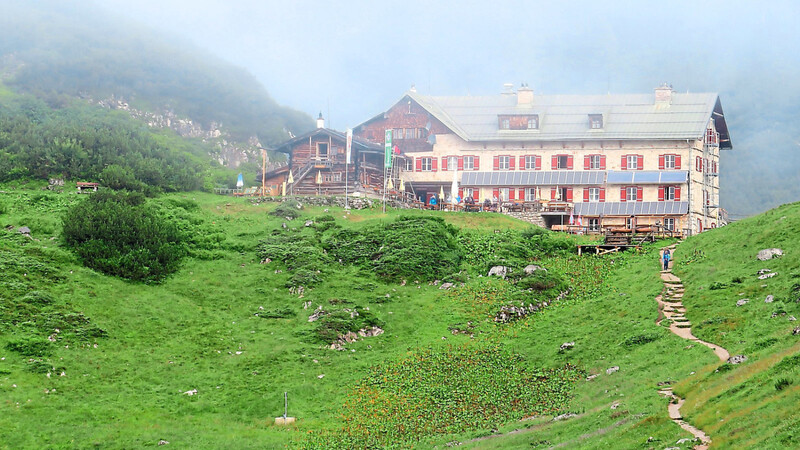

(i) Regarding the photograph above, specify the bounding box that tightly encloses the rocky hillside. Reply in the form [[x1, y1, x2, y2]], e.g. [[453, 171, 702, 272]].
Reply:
[[0, 0, 313, 171]]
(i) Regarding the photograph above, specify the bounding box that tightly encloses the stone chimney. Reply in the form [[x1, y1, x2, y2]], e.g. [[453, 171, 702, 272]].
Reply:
[[517, 83, 534, 106], [316, 112, 325, 129], [654, 83, 673, 106], [501, 82, 515, 96]]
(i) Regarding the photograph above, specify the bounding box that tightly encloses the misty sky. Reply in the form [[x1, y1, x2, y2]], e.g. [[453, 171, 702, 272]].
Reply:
[[94, 0, 800, 129]]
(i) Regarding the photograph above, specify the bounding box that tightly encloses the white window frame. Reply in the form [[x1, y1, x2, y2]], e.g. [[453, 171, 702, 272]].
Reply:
[[333, 172, 342, 182], [589, 154, 601, 170], [588, 218, 600, 232], [557, 155, 569, 169], [464, 187, 474, 199], [421, 157, 432, 171], [588, 187, 600, 202], [463, 156, 475, 170], [527, 116, 539, 129], [526, 187, 538, 201], [664, 217, 675, 231], [447, 156, 458, 171], [524, 155, 537, 170], [501, 118, 510, 129], [404, 158, 413, 171], [499, 187, 510, 201], [664, 186, 676, 201], [626, 186, 638, 201], [664, 154, 676, 169], [498, 155, 510, 170], [589, 114, 603, 129], [392, 128, 403, 140], [626, 155, 638, 170]]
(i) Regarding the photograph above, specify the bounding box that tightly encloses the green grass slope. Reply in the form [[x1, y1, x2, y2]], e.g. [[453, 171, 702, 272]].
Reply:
[[671, 202, 800, 449]]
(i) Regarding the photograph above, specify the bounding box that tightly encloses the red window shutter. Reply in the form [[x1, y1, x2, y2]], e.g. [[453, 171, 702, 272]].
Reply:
[[637, 186, 643, 201], [415, 157, 422, 172], [620, 187, 627, 202], [599, 155, 606, 170], [551, 155, 558, 170], [535, 156, 541, 170], [714, 161, 718, 173], [567, 155, 574, 170], [509, 156, 515, 170], [509, 189, 515, 200], [519, 156, 526, 170], [431, 158, 438, 171], [659, 155, 665, 170], [473, 156, 480, 170], [599, 188, 605, 202], [621, 155, 627, 170], [493, 155, 500, 171], [518, 188, 525, 200], [441, 156, 448, 171], [637, 155, 644, 170], [584, 155, 590, 170], [493, 188, 499, 199], [473, 189, 479, 200], [675, 186, 681, 201], [658, 186, 665, 201], [583, 188, 590, 202], [675, 155, 681, 169], [458, 157, 464, 171], [566, 187, 573, 202], [551, 187, 557, 200], [696, 156, 702, 172]]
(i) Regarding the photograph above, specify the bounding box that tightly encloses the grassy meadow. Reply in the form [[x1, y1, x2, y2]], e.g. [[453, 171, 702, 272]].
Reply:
[[1, 182, 797, 448]]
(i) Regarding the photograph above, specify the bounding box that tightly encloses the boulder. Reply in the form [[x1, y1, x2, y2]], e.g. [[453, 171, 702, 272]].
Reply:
[[606, 366, 620, 374], [560, 342, 575, 351], [524, 265, 546, 275], [439, 282, 454, 290], [793, 326, 800, 335], [757, 248, 783, 261], [727, 354, 747, 365], [759, 272, 777, 280], [736, 299, 749, 307], [17, 226, 31, 235], [488, 266, 508, 278], [308, 307, 327, 322], [765, 295, 775, 303]]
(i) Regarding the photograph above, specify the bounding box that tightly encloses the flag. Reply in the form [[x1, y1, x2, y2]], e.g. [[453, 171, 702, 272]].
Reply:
[[288, 170, 294, 184], [393, 144, 400, 154], [236, 173, 244, 188], [569, 211, 575, 225], [345, 129, 353, 164]]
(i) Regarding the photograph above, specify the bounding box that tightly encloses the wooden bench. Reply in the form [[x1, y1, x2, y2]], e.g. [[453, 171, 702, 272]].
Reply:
[[76, 182, 99, 193]]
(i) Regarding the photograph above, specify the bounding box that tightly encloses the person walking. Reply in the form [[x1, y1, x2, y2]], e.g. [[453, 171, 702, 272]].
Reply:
[[662, 249, 671, 271]]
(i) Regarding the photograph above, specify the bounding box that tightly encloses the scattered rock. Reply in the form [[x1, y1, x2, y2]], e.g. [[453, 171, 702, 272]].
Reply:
[[317, 374, 324, 379], [790, 316, 797, 322], [488, 266, 507, 278], [758, 272, 777, 280], [757, 269, 772, 275], [553, 413, 576, 421], [17, 226, 31, 235], [158, 440, 170, 446], [765, 295, 775, 303], [610, 402, 620, 410], [793, 326, 800, 335], [736, 299, 749, 307], [524, 264, 547, 275], [308, 307, 327, 322], [757, 248, 783, 261], [281, 222, 288, 229], [329, 326, 384, 350], [586, 374, 599, 381], [606, 366, 620, 374], [560, 342, 575, 351], [183, 389, 197, 396], [304, 220, 314, 227], [439, 282, 454, 290], [727, 355, 747, 365]]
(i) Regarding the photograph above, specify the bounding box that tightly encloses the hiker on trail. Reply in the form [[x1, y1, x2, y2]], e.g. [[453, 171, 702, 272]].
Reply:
[[662, 249, 671, 271]]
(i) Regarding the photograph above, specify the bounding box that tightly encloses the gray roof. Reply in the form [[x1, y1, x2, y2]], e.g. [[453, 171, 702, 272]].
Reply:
[[606, 171, 688, 184], [407, 91, 731, 148], [461, 171, 604, 186], [574, 201, 688, 216]]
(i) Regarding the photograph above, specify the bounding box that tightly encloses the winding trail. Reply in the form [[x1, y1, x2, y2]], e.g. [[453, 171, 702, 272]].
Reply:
[[655, 244, 730, 450]]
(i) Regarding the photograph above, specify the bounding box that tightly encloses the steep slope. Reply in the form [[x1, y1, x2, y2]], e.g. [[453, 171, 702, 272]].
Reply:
[[0, 0, 313, 169]]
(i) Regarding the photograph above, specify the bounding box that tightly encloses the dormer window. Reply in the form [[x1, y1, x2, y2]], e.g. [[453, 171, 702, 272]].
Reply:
[[500, 118, 510, 129], [498, 114, 539, 130], [527, 116, 539, 129], [589, 114, 603, 129]]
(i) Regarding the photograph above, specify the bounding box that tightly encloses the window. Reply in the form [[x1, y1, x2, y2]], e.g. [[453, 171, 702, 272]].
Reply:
[[421, 157, 432, 171], [333, 172, 342, 182], [588, 218, 600, 232], [526, 187, 538, 201], [524, 155, 538, 170], [664, 186, 676, 201], [497, 155, 510, 170], [447, 156, 458, 171], [501, 118, 510, 130], [463, 156, 475, 170], [557, 155, 569, 169], [588, 187, 600, 202], [404, 158, 414, 171], [317, 142, 329, 157], [527, 116, 539, 129], [392, 128, 403, 140], [406, 128, 417, 139], [664, 154, 676, 169], [664, 217, 675, 231], [499, 187, 510, 201], [626, 186, 638, 201], [626, 155, 638, 170], [464, 187, 475, 199], [589, 114, 603, 129], [417, 128, 428, 139], [323, 173, 332, 182], [589, 155, 601, 170]]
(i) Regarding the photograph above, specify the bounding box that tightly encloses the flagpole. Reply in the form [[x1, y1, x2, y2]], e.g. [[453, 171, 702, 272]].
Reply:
[[345, 129, 352, 210]]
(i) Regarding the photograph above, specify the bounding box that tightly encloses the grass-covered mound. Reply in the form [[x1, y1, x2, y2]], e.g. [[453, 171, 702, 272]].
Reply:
[[671, 201, 800, 448], [305, 345, 582, 448]]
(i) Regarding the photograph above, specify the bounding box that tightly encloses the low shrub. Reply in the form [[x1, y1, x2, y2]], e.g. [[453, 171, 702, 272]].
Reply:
[[5, 336, 53, 357], [775, 378, 793, 391], [259, 307, 296, 319], [619, 332, 661, 347], [270, 199, 302, 219], [312, 307, 383, 344]]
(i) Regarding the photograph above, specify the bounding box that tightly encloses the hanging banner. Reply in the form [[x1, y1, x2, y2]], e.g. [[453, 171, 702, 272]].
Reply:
[[346, 128, 353, 164], [384, 129, 393, 168]]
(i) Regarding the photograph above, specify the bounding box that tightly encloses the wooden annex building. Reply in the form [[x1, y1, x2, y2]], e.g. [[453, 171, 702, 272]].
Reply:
[[353, 84, 732, 236]]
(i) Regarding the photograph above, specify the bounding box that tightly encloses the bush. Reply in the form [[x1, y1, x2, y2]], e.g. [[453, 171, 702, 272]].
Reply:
[[270, 199, 302, 219], [312, 307, 383, 344], [62, 191, 186, 282], [5, 336, 53, 357], [775, 378, 793, 391]]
